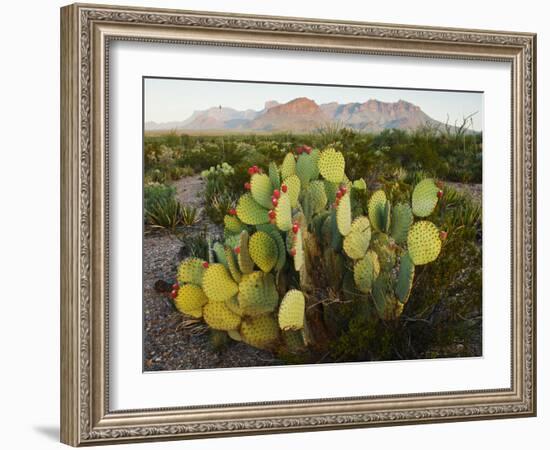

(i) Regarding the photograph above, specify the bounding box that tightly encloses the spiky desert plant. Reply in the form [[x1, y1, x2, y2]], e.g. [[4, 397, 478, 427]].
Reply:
[[171, 145, 446, 356]]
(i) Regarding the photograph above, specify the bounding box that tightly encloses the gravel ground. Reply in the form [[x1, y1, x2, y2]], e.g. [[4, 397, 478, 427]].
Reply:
[[446, 182, 482, 204], [143, 176, 283, 372]]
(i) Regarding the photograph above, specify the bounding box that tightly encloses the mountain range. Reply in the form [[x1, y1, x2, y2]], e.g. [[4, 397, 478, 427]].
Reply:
[[145, 97, 446, 133]]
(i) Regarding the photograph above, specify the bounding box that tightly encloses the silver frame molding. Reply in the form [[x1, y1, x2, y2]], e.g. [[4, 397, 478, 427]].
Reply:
[[60, 3, 536, 446]]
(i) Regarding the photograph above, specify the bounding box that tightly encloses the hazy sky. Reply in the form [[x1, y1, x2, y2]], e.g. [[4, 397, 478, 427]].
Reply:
[[144, 77, 483, 131]]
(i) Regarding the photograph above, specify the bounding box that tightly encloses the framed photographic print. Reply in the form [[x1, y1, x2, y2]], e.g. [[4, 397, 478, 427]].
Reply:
[[60, 3, 537, 446]]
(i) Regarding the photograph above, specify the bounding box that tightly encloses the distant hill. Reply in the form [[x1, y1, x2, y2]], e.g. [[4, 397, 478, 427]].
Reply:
[[145, 97, 450, 133]]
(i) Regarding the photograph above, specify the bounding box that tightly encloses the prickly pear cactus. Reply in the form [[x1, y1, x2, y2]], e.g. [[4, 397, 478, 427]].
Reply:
[[170, 145, 446, 355]]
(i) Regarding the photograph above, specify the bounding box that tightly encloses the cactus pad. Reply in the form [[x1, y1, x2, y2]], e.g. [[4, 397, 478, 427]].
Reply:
[[336, 192, 352, 236], [318, 148, 345, 183], [395, 252, 415, 303], [275, 192, 292, 231], [288, 228, 304, 271], [250, 173, 275, 209], [367, 250, 381, 277], [236, 193, 269, 225], [237, 272, 279, 317], [257, 224, 286, 271], [225, 295, 243, 317], [412, 178, 439, 217], [368, 190, 387, 232], [202, 263, 239, 303], [177, 258, 206, 286], [390, 203, 413, 244], [352, 178, 367, 190], [237, 230, 255, 274], [223, 246, 242, 283], [343, 217, 371, 260], [224, 215, 245, 234], [307, 180, 328, 215], [268, 161, 280, 190], [284, 174, 301, 208], [281, 152, 296, 180], [240, 314, 279, 349], [324, 180, 339, 204], [213, 242, 228, 268], [203, 301, 241, 331], [249, 231, 278, 272], [310, 148, 321, 179], [227, 329, 242, 341], [174, 284, 208, 318], [278, 289, 305, 331], [353, 253, 376, 294], [283, 330, 306, 353], [407, 220, 442, 265], [296, 153, 316, 188]]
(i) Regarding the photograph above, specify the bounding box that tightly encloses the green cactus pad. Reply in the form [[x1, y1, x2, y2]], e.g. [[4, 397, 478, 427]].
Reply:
[[371, 233, 396, 271], [289, 228, 305, 271], [372, 274, 392, 319], [202, 263, 239, 303], [368, 190, 387, 232], [383, 200, 392, 233], [281, 152, 296, 180], [213, 242, 228, 268], [353, 254, 376, 294], [412, 178, 439, 217], [336, 192, 352, 236], [275, 192, 292, 231], [223, 246, 242, 283], [227, 329, 242, 341], [278, 289, 305, 331], [268, 162, 280, 190], [296, 153, 316, 188], [240, 314, 279, 349], [224, 215, 245, 234], [224, 233, 240, 251], [177, 258, 206, 286], [174, 284, 208, 318], [307, 180, 328, 215], [343, 217, 371, 260], [390, 203, 413, 244], [237, 272, 279, 317], [407, 220, 442, 265], [330, 208, 343, 250], [249, 231, 278, 273], [283, 174, 301, 208], [237, 230, 255, 274], [318, 147, 345, 183], [257, 224, 286, 271], [395, 252, 415, 303], [367, 250, 381, 277], [324, 180, 339, 204], [283, 330, 306, 353], [225, 295, 243, 317], [250, 173, 275, 209], [352, 178, 367, 190], [310, 148, 321, 179], [203, 301, 241, 331], [236, 193, 269, 225]]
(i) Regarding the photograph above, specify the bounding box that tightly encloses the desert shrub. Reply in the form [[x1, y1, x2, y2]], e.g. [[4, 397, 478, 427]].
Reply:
[[180, 205, 200, 226], [144, 183, 176, 212], [145, 196, 182, 230]]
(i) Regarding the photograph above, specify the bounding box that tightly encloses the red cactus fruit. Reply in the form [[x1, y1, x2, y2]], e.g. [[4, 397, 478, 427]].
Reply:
[[292, 223, 299, 233], [244, 182, 251, 190], [290, 248, 297, 257], [271, 197, 278, 207], [229, 208, 236, 216], [247, 167, 255, 175], [439, 231, 448, 241], [234, 246, 241, 254], [170, 290, 178, 299], [437, 190, 443, 199], [273, 189, 280, 199], [202, 261, 209, 269], [268, 209, 276, 220], [336, 190, 343, 199], [340, 186, 347, 195], [172, 283, 179, 291], [281, 184, 288, 193]]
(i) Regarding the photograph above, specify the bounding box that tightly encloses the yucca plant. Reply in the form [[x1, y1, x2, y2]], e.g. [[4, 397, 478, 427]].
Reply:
[[180, 205, 200, 226], [168, 145, 449, 359]]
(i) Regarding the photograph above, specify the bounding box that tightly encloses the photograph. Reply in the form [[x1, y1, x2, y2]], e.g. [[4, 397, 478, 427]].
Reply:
[[142, 78, 483, 371]]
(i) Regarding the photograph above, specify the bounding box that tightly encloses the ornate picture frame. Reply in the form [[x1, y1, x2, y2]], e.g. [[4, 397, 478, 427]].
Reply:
[[60, 3, 536, 446]]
